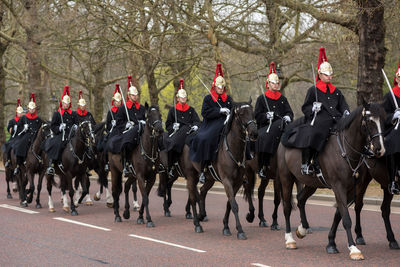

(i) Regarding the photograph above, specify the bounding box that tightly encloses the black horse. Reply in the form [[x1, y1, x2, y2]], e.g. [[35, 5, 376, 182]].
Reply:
[[45, 120, 95, 215], [277, 103, 386, 260], [109, 104, 164, 226], [180, 101, 258, 238]]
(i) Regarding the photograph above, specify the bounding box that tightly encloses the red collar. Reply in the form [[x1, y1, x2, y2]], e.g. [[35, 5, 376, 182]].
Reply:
[[393, 85, 400, 98], [14, 116, 20, 122], [264, 90, 281, 100], [76, 108, 88, 116], [26, 113, 38, 119], [58, 108, 72, 115], [210, 90, 227, 102], [176, 103, 189, 112], [316, 80, 336, 94], [111, 106, 119, 113], [126, 100, 140, 110]]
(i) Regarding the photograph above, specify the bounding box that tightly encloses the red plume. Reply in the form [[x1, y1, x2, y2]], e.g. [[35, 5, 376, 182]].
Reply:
[[30, 93, 36, 103], [211, 63, 225, 92], [17, 98, 21, 107], [59, 85, 71, 109], [78, 90, 83, 100], [176, 79, 184, 95], [316, 47, 328, 82], [128, 75, 132, 89], [266, 62, 277, 89], [394, 55, 400, 86], [112, 83, 121, 105]]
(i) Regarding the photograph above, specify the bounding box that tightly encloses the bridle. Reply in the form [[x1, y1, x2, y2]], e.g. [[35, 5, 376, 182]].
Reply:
[[139, 108, 163, 168], [69, 121, 96, 164]]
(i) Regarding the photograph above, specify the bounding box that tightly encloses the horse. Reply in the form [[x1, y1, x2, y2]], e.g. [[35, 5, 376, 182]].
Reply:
[[109, 104, 164, 226], [180, 100, 258, 238], [2, 150, 16, 199], [45, 120, 96, 215], [277, 103, 386, 260], [243, 154, 305, 230]]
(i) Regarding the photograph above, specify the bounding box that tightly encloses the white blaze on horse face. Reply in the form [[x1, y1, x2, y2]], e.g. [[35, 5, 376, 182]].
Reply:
[[371, 117, 385, 156]]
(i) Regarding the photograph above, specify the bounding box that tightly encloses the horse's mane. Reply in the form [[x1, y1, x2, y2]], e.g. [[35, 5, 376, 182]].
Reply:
[[336, 103, 385, 131]]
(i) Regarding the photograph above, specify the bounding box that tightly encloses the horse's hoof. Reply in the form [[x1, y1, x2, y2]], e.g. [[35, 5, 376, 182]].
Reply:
[[237, 232, 247, 240], [49, 208, 55, 213], [223, 228, 232, 236], [326, 245, 339, 254], [115, 216, 122, 222], [246, 212, 255, 223], [71, 210, 78, 216], [106, 202, 113, 208], [123, 210, 130, 220], [63, 207, 70, 213], [296, 228, 306, 239], [286, 242, 297, 250], [137, 218, 144, 224], [349, 252, 364, 261], [85, 201, 93, 206], [36, 203, 42, 209], [146, 221, 155, 227], [185, 212, 193, 219], [164, 211, 171, 217], [195, 225, 203, 233], [20, 201, 28, 207], [389, 241, 400, 249], [94, 194, 100, 201], [7, 194, 12, 199], [259, 220, 268, 228], [356, 236, 366, 245]]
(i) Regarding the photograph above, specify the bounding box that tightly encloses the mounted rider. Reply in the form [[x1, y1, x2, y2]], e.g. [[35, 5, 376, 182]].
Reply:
[[255, 62, 293, 180], [382, 56, 400, 194], [164, 79, 201, 178], [12, 93, 43, 175], [2, 99, 24, 168], [107, 76, 146, 176], [45, 85, 77, 175], [74, 90, 96, 125], [283, 47, 350, 176], [189, 63, 233, 184]]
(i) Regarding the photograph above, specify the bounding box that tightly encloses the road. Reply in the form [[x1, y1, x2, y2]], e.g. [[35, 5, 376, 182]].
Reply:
[[0, 172, 399, 266]]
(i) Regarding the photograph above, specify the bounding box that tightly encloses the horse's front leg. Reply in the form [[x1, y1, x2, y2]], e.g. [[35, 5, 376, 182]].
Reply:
[[112, 172, 123, 222], [46, 175, 55, 212], [123, 178, 133, 220], [68, 182, 78, 216], [26, 171, 35, 204], [187, 175, 203, 233], [354, 176, 370, 246], [326, 207, 342, 254], [6, 172, 12, 199], [271, 179, 281, 230], [381, 187, 399, 249], [143, 173, 156, 227], [199, 176, 214, 222], [257, 177, 269, 227], [131, 179, 140, 211], [230, 177, 247, 240], [295, 185, 317, 238]]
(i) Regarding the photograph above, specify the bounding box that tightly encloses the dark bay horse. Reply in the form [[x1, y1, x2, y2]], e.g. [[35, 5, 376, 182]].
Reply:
[[180, 101, 258, 239], [45, 120, 95, 215], [277, 104, 386, 260], [109, 104, 163, 226]]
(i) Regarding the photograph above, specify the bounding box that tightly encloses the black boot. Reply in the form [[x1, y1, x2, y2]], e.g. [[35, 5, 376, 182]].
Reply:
[[122, 148, 133, 177]]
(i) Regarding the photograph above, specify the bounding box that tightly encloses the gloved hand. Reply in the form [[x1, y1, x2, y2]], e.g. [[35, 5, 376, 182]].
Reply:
[[220, 107, 230, 116], [23, 124, 29, 131], [312, 102, 322, 113], [283, 115, 291, 123], [343, 110, 350, 117], [72, 124, 78, 131], [111, 120, 116, 127], [393, 110, 400, 121], [139, 120, 146, 127], [266, 112, 274, 120], [173, 122, 180, 131], [13, 125, 17, 132], [125, 121, 134, 129], [190, 125, 199, 132], [59, 123, 66, 131]]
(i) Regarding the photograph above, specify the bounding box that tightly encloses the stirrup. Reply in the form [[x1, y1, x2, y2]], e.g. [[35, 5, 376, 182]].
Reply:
[[199, 172, 206, 184], [46, 166, 55, 175], [123, 164, 134, 177], [168, 168, 175, 179], [258, 169, 267, 180], [4, 160, 10, 168], [301, 164, 314, 175], [13, 167, 20, 175], [389, 182, 400, 195], [58, 163, 65, 173]]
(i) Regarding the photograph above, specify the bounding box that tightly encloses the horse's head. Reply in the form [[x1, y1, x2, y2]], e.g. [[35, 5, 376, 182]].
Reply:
[[145, 103, 164, 137], [360, 103, 386, 157], [40, 122, 53, 140], [231, 99, 258, 141], [78, 121, 96, 148]]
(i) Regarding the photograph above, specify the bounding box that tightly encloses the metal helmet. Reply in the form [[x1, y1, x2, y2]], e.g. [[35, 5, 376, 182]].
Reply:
[[113, 92, 122, 102], [267, 73, 280, 84], [78, 90, 86, 106], [318, 61, 333, 76], [62, 95, 71, 104], [28, 93, 36, 109], [128, 85, 139, 96], [396, 69, 400, 79], [215, 75, 226, 88], [16, 106, 24, 114], [176, 89, 187, 98]]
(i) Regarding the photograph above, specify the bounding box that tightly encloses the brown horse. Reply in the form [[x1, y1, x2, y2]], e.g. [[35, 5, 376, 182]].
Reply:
[[180, 101, 258, 239], [277, 103, 386, 260], [109, 104, 163, 226], [45, 120, 95, 215]]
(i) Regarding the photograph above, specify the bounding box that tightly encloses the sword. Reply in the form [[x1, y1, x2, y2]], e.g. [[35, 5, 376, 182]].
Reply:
[[196, 74, 230, 124], [256, 72, 273, 133], [58, 109, 65, 141], [169, 88, 178, 137], [382, 68, 400, 130], [120, 88, 132, 125], [310, 63, 321, 126]]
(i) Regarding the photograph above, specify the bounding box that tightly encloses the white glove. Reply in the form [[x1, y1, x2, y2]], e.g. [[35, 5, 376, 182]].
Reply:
[[343, 110, 350, 117], [173, 122, 180, 131], [111, 120, 116, 127], [59, 123, 66, 131], [266, 111, 274, 120], [393, 110, 400, 121], [13, 125, 17, 132], [139, 120, 146, 127], [312, 102, 322, 113], [283, 115, 291, 123], [220, 107, 230, 115], [125, 121, 133, 129], [23, 124, 29, 131], [191, 125, 199, 131]]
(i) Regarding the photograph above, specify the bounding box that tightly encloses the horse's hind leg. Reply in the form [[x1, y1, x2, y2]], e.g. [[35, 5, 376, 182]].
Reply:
[[46, 175, 55, 212], [257, 178, 269, 227], [131, 178, 140, 211], [35, 172, 44, 208], [6, 177, 12, 199], [229, 180, 247, 240], [68, 184, 78, 216], [223, 201, 232, 236], [295, 185, 317, 238], [112, 172, 123, 222], [187, 177, 203, 233], [185, 197, 192, 219], [271, 180, 281, 230], [354, 176, 370, 246], [280, 174, 296, 249], [123, 178, 133, 220], [26, 171, 35, 204], [381, 188, 399, 249]]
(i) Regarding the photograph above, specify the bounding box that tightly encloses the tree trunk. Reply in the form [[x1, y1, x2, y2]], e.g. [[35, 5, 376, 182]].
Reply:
[[93, 68, 105, 122], [0, 44, 6, 152], [356, 0, 385, 104]]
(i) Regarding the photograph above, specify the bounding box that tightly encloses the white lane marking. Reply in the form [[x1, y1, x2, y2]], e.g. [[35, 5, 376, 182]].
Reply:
[[0, 204, 39, 214], [251, 263, 271, 267], [128, 234, 206, 253], [53, 217, 111, 231]]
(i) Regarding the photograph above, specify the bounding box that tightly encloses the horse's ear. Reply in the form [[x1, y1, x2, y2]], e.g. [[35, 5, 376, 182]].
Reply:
[[145, 102, 149, 111], [248, 96, 252, 105]]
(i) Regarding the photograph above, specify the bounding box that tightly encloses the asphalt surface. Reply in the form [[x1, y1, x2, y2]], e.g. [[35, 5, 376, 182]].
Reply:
[[1, 172, 400, 267]]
